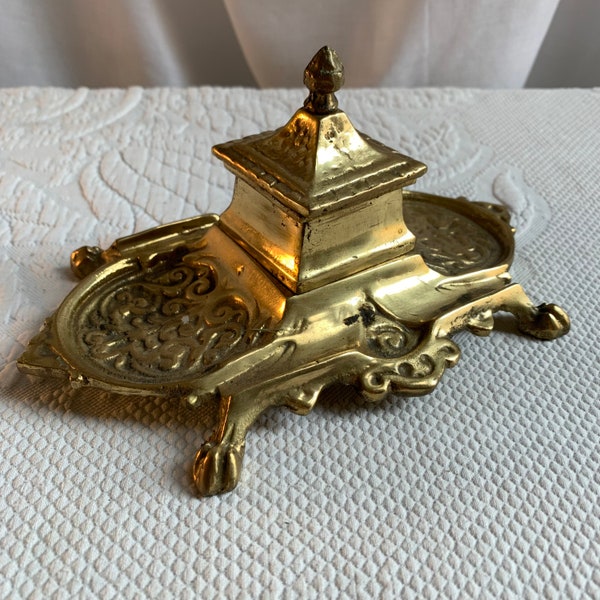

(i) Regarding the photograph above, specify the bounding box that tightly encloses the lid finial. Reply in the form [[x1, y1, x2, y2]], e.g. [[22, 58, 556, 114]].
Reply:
[[303, 46, 345, 114]]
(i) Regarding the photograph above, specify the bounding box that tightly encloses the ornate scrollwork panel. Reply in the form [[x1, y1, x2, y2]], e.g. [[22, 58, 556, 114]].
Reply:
[[404, 199, 504, 276], [76, 254, 275, 384]]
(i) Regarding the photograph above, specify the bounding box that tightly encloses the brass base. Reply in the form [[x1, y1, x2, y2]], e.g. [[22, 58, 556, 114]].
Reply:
[[18, 190, 569, 496]]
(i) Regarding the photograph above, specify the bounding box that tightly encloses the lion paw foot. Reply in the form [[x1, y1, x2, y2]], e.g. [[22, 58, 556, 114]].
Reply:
[[193, 441, 245, 496], [518, 303, 570, 340]]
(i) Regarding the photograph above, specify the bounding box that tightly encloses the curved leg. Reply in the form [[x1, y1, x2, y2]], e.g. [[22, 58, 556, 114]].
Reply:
[[434, 283, 570, 341], [193, 394, 259, 496], [490, 284, 570, 340], [192, 381, 322, 496], [512, 301, 570, 340]]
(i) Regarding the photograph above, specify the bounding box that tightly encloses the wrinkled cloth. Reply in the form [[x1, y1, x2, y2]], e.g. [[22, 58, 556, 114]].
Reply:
[[0, 0, 559, 87], [0, 87, 599, 598], [225, 0, 559, 87]]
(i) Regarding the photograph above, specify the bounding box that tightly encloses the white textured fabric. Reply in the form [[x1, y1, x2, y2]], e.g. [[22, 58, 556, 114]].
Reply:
[[1, 87, 599, 598]]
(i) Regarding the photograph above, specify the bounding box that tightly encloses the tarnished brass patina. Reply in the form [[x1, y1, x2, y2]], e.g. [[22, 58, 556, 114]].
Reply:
[[18, 47, 570, 496]]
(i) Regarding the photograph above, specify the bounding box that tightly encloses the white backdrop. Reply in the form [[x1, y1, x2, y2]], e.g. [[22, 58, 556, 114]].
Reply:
[[0, 0, 597, 89]]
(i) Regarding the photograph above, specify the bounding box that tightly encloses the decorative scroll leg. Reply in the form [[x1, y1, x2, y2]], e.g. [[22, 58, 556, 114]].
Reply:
[[493, 284, 570, 340], [192, 392, 276, 496], [434, 283, 570, 342], [192, 381, 322, 496], [194, 395, 248, 496], [513, 301, 570, 340]]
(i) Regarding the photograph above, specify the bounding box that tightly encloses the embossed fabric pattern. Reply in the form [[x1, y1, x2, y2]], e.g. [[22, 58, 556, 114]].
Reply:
[[1, 88, 599, 598]]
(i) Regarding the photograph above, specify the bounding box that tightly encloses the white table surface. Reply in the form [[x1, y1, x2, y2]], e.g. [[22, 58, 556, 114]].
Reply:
[[1, 87, 598, 599]]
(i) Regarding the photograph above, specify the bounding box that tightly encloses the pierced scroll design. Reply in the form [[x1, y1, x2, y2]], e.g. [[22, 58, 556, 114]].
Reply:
[[359, 335, 460, 401]]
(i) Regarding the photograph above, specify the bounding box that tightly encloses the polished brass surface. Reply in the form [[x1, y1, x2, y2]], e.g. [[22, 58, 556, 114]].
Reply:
[[18, 47, 570, 496], [213, 49, 425, 293]]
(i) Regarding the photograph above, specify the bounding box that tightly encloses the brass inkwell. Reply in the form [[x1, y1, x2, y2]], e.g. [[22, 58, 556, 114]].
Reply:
[[19, 48, 570, 496]]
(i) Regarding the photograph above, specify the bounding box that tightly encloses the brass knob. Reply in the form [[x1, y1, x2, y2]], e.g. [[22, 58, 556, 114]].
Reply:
[[303, 46, 345, 114]]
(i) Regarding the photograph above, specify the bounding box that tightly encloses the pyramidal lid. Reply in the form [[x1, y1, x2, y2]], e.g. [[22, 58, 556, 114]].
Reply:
[[213, 46, 427, 217]]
